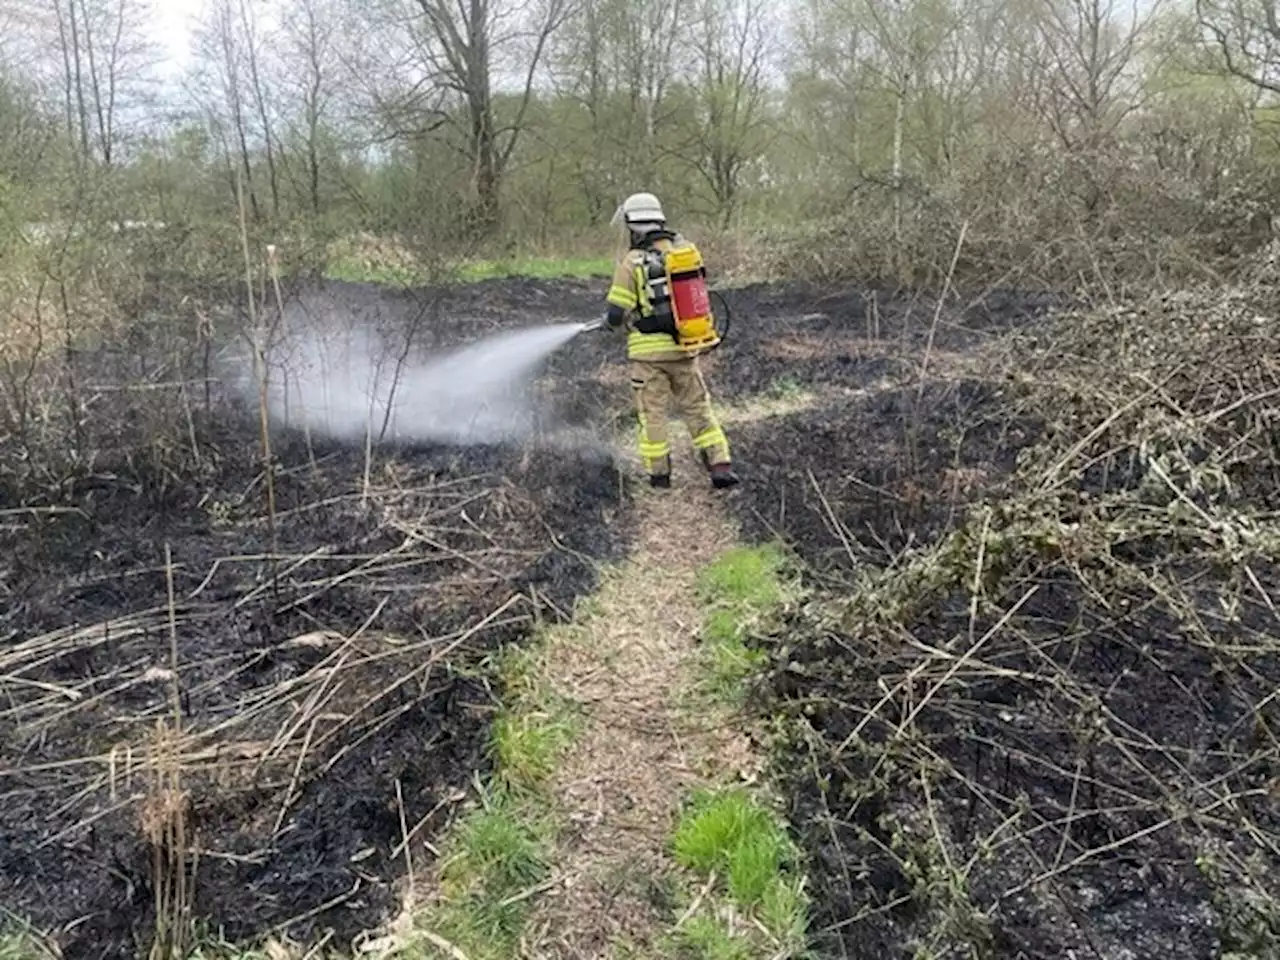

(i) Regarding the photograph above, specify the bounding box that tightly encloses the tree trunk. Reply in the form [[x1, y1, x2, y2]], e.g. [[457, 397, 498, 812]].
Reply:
[[54, 1, 77, 146], [467, 0, 499, 235], [893, 70, 907, 258], [240, 0, 280, 218], [473, 104, 500, 232], [65, 0, 91, 159], [77, 0, 115, 167], [306, 20, 323, 216], [308, 111, 322, 215], [235, 114, 260, 221]]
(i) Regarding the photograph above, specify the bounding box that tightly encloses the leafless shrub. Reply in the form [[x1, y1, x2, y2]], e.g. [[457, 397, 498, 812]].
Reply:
[[774, 265, 1280, 957]]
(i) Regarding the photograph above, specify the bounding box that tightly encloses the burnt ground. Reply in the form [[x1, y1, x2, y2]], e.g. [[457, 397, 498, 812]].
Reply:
[[718, 280, 1280, 958], [4, 273, 1276, 959], [0, 277, 631, 960], [710, 280, 1053, 569]]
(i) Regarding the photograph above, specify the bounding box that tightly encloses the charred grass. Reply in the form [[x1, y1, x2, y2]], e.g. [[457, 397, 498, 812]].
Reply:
[[0, 278, 631, 959], [8, 268, 1279, 960], [721, 275, 1280, 957]]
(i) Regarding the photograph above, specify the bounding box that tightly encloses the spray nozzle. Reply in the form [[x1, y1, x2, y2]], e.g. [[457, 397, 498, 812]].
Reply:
[[580, 318, 606, 334]]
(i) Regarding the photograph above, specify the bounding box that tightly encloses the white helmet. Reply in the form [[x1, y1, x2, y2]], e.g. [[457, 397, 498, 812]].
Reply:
[[611, 192, 666, 230]]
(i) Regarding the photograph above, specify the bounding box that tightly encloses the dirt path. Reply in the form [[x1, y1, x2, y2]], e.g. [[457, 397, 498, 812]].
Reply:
[[523, 450, 763, 958]]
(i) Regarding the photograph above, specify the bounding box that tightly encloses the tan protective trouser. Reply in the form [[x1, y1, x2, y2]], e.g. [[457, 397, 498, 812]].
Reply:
[[630, 358, 731, 477]]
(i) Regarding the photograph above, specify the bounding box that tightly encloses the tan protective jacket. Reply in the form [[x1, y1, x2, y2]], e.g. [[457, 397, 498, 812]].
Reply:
[[605, 234, 693, 363]]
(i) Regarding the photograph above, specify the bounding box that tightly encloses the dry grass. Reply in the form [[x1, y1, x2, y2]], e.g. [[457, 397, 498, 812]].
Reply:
[[519, 446, 766, 959], [0, 455, 616, 956], [1, 558, 526, 817], [720, 390, 824, 427], [767, 272, 1280, 957]]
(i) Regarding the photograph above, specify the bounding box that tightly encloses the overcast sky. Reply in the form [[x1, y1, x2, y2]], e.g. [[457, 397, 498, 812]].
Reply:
[[150, 0, 202, 76]]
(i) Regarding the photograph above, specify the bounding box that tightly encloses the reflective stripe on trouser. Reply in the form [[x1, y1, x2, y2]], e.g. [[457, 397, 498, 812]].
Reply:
[[636, 412, 672, 476], [630, 357, 730, 474]]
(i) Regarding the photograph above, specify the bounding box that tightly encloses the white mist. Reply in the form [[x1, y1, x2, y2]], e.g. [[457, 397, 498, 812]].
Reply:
[[237, 317, 592, 446]]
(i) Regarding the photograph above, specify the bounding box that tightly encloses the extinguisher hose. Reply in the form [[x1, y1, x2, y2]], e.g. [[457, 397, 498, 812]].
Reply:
[[707, 289, 732, 352]]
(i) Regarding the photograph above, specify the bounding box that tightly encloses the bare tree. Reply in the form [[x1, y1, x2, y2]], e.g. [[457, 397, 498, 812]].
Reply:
[[237, 0, 282, 217], [549, 0, 682, 218], [829, 0, 962, 249], [1, 5, 45, 78], [278, 0, 343, 216], [914, 0, 1002, 177], [793, 0, 1019, 203], [682, 0, 773, 228], [53, 0, 90, 158], [46, 0, 151, 167], [1196, 0, 1280, 92], [389, 0, 577, 232], [548, 0, 613, 219], [617, 0, 681, 173], [1003, 0, 1167, 213], [191, 0, 261, 219], [793, 0, 871, 176], [1024, 0, 1162, 152]]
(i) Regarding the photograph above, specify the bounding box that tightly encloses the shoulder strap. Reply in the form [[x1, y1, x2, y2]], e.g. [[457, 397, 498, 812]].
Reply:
[[638, 228, 678, 248]]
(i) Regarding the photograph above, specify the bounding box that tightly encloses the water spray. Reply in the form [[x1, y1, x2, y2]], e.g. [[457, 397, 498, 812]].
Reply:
[[230, 287, 732, 450]]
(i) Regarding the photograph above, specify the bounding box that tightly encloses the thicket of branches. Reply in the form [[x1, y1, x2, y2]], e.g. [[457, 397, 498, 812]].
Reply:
[[758, 263, 1280, 958], [3, 0, 1280, 275], [2, 0, 1280, 504]]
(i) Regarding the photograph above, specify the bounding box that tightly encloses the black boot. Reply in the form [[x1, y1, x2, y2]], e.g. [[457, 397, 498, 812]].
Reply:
[[650, 473, 672, 489], [710, 463, 739, 489]]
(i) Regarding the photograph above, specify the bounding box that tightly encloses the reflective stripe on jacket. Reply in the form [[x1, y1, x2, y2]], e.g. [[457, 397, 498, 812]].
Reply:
[[606, 237, 690, 363]]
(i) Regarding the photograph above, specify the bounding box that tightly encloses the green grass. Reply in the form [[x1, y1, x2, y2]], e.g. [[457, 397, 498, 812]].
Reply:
[[490, 709, 576, 789], [185, 933, 275, 960], [695, 545, 793, 701], [488, 640, 579, 791], [760, 875, 810, 945], [696, 544, 789, 616], [701, 610, 769, 700], [671, 548, 814, 953], [674, 789, 790, 906], [457, 256, 612, 282], [324, 254, 612, 288], [407, 634, 577, 958], [0, 918, 296, 960], [766, 375, 806, 399], [671, 788, 809, 950], [415, 788, 551, 959], [323, 259, 426, 287], [1196, 854, 1280, 960], [672, 916, 754, 960], [0, 922, 52, 960]]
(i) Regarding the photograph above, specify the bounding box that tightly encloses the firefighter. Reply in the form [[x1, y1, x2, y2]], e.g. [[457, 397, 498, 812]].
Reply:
[[600, 192, 739, 490]]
